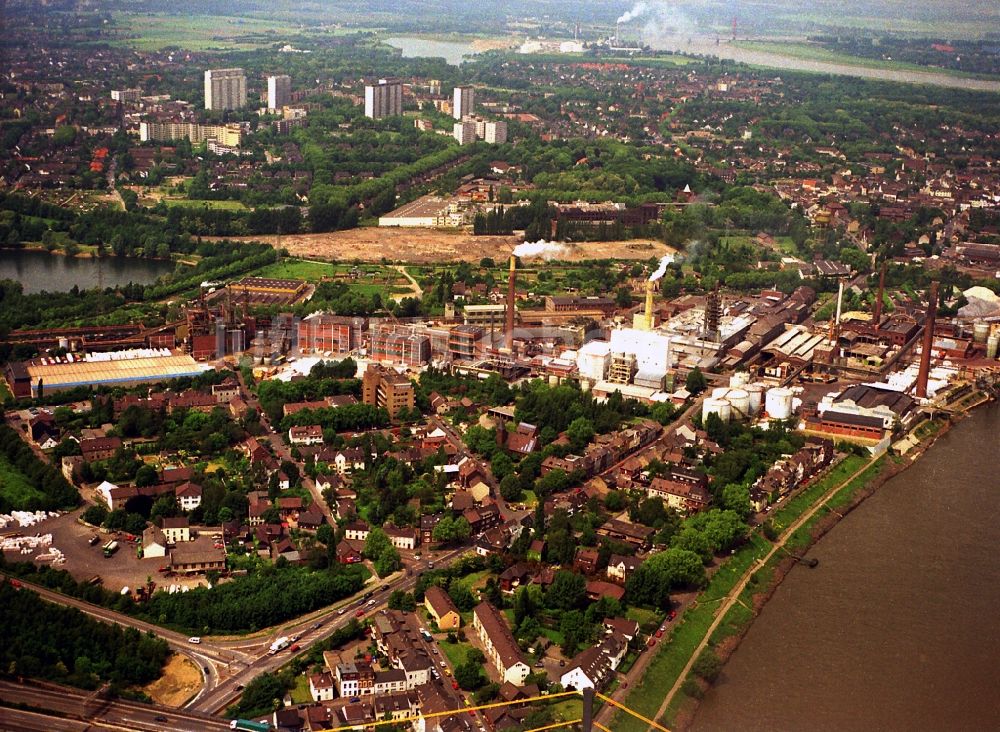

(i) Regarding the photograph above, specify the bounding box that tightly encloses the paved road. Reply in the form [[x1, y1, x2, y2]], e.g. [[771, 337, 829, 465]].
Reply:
[[188, 545, 472, 714], [0, 679, 230, 732]]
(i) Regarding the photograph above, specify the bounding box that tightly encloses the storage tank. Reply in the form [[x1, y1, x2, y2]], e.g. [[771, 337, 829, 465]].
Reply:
[[729, 371, 749, 389], [765, 387, 794, 420], [711, 386, 730, 400], [703, 397, 732, 423], [727, 388, 751, 418], [987, 333, 999, 360], [746, 383, 764, 415], [973, 322, 990, 343]]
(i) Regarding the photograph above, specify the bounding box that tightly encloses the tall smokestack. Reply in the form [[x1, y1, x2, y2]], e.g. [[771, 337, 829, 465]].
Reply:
[[645, 280, 655, 330], [505, 255, 516, 351], [616, 21, 621, 45], [873, 261, 886, 326], [916, 281, 938, 399]]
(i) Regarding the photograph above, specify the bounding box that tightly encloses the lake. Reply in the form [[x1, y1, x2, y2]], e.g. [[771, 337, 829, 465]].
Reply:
[[0, 249, 177, 294], [692, 404, 1000, 731], [385, 36, 480, 66]]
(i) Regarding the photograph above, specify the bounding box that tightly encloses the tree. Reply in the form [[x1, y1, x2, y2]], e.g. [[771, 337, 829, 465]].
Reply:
[[388, 590, 416, 612], [693, 649, 723, 682], [455, 659, 486, 691], [615, 286, 633, 308], [545, 570, 586, 611], [566, 417, 595, 452], [363, 527, 392, 561], [721, 484, 753, 520], [625, 548, 705, 608], [433, 516, 471, 544], [685, 367, 707, 395], [559, 610, 592, 657], [234, 672, 287, 716], [134, 464, 158, 488]]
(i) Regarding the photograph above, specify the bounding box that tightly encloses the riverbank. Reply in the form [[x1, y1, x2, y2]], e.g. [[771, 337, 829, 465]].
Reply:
[[667, 400, 992, 730]]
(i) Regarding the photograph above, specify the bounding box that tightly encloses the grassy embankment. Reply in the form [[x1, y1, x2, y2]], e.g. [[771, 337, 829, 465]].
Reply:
[[660, 455, 889, 725], [610, 453, 876, 731]]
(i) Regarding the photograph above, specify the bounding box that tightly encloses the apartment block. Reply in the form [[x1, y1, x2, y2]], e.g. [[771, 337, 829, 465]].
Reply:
[[204, 68, 247, 110]]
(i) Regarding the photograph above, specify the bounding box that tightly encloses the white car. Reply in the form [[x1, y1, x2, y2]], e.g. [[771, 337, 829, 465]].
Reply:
[[188, 637, 201, 644]]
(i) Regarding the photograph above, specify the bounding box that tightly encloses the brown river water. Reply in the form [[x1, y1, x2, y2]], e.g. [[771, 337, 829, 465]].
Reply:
[[692, 403, 1000, 731]]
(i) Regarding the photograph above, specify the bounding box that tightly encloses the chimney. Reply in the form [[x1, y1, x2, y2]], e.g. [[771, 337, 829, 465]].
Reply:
[[916, 281, 938, 399], [645, 279, 655, 330], [873, 261, 886, 326], [505, 255, 516, 351]]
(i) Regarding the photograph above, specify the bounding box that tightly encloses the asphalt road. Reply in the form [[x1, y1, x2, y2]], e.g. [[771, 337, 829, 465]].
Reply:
[[0, 679, 230, 732]]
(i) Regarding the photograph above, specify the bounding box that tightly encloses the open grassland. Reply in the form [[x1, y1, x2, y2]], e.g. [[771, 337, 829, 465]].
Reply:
[[109, 13, 308, 51]]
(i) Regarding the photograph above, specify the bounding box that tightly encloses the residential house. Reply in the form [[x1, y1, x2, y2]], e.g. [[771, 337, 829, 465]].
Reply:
[[384, 524, 420, 551], [333, 447, 366, 475], [81, 436, 122, 462], [573, 547, 600, 575], [606, 554, 641, 584], [472, 602, 530, 686], [344, 521, 370, 542], [169, 543, 226, 574], [424, 586, 461, 630], [211, 379, 241, 403], [142, 526, 167, 559], [289, 425, 324, 446], [309, 672, 336, 702], [559, 632, 628, 691], [161, 516, 191, 544], [597, 519, 654, 550], [175, 481, 203, 511]]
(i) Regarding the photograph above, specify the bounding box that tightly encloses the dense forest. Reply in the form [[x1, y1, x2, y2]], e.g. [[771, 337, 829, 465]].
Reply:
[[0, 581, 169, 690]]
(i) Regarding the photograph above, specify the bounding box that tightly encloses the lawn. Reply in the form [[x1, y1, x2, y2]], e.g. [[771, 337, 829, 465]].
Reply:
[[624, 606, 661, 633], [0, 455, 46, 509], [769, 455, 866, 533], [250, 259, 339, 282], [289, 673, 313, 704], [610, 533, 772, 732], [440, 640, 473, 669]]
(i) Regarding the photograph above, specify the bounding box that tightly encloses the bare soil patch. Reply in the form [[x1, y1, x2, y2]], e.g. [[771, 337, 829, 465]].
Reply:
[[218, 229, 675, 264], [142, 653, 202, 707]]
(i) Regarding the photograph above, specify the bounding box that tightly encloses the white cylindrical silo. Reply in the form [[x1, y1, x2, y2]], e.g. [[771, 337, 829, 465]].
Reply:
[[729, 371, 749, 389], [746, 383, 764, 415], [712, 386, 730, 399], [987, 333, 999, 360], [727, 389, 751, 418], [973, 322, 990, 343], [703, 397, 732, 423], [765, 387, 794, 419]]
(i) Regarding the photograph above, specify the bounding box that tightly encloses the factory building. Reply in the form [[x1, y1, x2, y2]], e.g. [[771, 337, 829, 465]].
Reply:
[[8, 350, 206, 399], [228, 277, 309, 305], [298, 313, 367, 355], [448, 325, 486, 361], [370, 328, 431, 367]]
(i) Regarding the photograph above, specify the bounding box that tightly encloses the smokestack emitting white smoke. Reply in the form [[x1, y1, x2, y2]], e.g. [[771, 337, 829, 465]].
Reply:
[[648, 253, 675, 282], [617, 1, 650, 23], [511, 241, 567, 259]]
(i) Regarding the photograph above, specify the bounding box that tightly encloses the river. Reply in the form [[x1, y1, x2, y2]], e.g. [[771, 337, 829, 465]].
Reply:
[[0, 249, 176, 294], [646, 35, 1000, 93], [385, 36, 480, 66], [692, 404, 1000, 731]]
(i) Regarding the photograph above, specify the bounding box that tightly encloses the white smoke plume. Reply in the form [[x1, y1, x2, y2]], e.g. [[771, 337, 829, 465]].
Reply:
[[617, 2, 650, 24], [648, 253, 675, 281], [512, 241, 567, 259]]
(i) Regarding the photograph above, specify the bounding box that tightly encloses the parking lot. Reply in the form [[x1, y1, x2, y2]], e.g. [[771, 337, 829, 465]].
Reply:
[[1, 508, 207, 593]]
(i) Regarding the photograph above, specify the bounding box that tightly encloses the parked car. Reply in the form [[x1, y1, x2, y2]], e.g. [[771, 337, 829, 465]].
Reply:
[[350, 697, 361, 703], [655, 629, 663, 638], [667, 610, 677, 621], [289, 644, 300, 652], [188, 637, 201, 644]]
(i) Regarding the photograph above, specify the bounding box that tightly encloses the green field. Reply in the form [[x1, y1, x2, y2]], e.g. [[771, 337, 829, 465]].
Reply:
[[734, 41, 985, 79], [440, 639, 473, 669], [109, 13, 307, 52], [161, 198, 248, 211], [0, 455, 45, 509], [251, 259, 339, 281]]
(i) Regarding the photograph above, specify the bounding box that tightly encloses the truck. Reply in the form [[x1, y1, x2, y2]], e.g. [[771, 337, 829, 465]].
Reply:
[[268, 636, 290, 655], [102, 540, 118, 558], [229, 720, 272, 732]]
